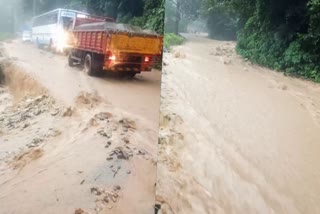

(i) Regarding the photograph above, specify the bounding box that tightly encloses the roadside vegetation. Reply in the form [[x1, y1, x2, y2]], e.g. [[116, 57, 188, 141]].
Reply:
[[203, 0, 320, 82], [167, 0, 320, 82], [0, 0, 164, 36], [0, 33, 13, 41], [164, 33, 185, 50], [68, 0, 165, 34]]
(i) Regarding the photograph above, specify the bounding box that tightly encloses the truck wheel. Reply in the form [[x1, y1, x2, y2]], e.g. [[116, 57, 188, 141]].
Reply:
[[84, 54, 95, 76], [127, 72, 137, 79], [120, 72, 137, 79], [68, 53, 75, 67], [36, 38, 41, 49], [48, 39, 53, 51]]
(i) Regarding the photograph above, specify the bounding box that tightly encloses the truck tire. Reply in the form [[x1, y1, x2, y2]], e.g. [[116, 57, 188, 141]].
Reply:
[[68, 53, 75, 67], [127, 72, 137, 79], [120, 71, 137, 79], [36, 38, 42, 49], [84, 54, 95, 76], [48, 39, 54, 52]]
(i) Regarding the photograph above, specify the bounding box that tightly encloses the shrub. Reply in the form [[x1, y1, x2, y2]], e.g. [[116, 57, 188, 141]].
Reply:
[[163, 33, 185, 49], [235, 0, 320, 82], [0, 32, 13, 41]]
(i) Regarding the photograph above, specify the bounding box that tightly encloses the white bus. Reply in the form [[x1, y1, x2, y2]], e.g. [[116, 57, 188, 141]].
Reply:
[[31, 8, 90, 52]]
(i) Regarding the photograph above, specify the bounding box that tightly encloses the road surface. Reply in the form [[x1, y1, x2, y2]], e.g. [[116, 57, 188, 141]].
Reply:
[[157, 34, 320, 214]]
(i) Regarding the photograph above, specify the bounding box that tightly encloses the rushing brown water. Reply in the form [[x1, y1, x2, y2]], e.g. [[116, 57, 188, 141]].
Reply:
[[157, 34, 320, 214], [0, 41, 161, 214]]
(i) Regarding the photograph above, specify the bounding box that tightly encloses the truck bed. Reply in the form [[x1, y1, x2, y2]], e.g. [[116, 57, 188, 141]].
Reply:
[[73, 22, 158, 36]]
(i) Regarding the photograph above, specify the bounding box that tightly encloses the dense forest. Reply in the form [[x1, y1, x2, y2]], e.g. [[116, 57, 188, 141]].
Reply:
[[165, 0, 320, 81], [0, 0, 164, 36]]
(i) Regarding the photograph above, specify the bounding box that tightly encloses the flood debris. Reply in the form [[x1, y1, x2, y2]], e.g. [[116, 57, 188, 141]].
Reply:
[[105, 141, 112, 148], [210, 43, 235, 57], [113, 166, 121, 177], [91, 187, 103, 196], [62, 107, 73, 117], [51, 108, 60, 116], [154, 204, 161, 214], [44, 128, 61, 138], [11, 148, 44, 170], [22, 123, 30, 129], [74, 208, 87, 214], [97, 128, 112, 138], [109, 147, 132, 160], [106, 156, 113, 161], [90, 185, 122, 211], [27, 138, 44, 148], [76, 92, 102, 108], [123, 137, 130, 144], [0, 94, 55, 131], [95, 112, 112, 121], [119, 118, 136, 130]]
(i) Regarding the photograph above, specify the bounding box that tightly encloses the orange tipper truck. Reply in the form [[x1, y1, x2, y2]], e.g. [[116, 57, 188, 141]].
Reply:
[[68, 16, 163, 77]]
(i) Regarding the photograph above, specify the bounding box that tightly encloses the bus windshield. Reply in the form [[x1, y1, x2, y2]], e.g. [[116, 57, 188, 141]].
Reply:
[[61, 16, 74, 30], [32, 12, 58, 28]]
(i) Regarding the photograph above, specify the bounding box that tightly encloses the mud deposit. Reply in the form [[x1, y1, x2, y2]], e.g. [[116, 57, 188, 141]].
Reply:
[[0, 54, 157, 213]]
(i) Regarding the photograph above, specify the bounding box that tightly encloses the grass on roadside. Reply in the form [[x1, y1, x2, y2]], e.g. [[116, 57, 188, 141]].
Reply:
[[0, 32, 13, 41], [164, 33, 185, 50]]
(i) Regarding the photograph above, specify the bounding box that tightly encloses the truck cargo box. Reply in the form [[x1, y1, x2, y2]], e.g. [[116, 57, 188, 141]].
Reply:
[[72, 22, 162, 55], [68, 20, 163, 76]]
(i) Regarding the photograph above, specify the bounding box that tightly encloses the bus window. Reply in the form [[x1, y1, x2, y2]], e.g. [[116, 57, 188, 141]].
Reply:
[[50, 14, 58, 25]]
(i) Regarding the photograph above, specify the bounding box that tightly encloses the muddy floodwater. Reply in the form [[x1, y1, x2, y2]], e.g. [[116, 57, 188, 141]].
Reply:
[[0, 41, 161, 214], [157, 34, 320, 214]]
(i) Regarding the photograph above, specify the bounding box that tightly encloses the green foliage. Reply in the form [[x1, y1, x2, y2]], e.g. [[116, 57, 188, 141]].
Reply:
[[201, 0, 320, 82], [231, 0, 320, 82], [140, 0, 165, 34], [0, 32, 13, 41], [164, 33, 185, 49], [206, 3, 238, 40], [201, 0, 238, 40], [164, 0, 201, 34], [69, 0, 164, 34], [69, 0, 144, 19], [282, 41, 320, 81], [19, 0, 164, 34], [236, 15, 287, 69]]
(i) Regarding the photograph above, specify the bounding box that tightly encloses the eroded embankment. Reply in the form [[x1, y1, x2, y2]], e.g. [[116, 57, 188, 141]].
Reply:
[[0, 59, 48, 101], [0, 57, 63, 163]]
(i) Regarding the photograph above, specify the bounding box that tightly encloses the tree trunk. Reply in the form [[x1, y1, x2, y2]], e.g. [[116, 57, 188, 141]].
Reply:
[[174, 0, 181, 35]]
